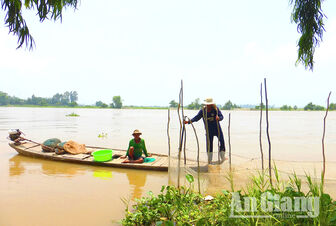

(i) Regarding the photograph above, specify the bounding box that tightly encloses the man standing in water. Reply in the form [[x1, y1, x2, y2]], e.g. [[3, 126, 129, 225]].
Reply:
[[185, 98, 226, 164]]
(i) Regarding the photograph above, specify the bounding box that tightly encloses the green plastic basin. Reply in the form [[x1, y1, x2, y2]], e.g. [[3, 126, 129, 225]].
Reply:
[[92, 149, 113, 162]]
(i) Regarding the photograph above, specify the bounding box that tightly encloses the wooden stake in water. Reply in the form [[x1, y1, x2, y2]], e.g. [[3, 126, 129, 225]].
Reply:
[[259, 82, 264, 171], [186, 116, 201, 193], [177, 80, 186, 187], [264, 78, 272, 186], [167, 108, 171, 157], [322, 91, 331, 185], [177, 84, 182, 188]]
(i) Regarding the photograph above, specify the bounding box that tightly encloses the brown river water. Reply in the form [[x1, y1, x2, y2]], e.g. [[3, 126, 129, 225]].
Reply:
[[1, 107, 336, 225]]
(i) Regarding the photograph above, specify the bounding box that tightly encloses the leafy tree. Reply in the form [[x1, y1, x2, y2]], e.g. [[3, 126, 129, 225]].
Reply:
[[1, 0, 78, 49], [0, 91, 10, 105], [96, 101, 108, 108], [69, 91, 78, 104], [61, 91, 70, 105], [222, 100, 240, 110], [329, 103, 336, 110], [111, 96, 122, 109], [294, 105, 298, 110], [280, 105, 293, 111], [169, 100, 178, 108], [304, 102, 325, 111], [290, 0, 325, 70], [51, 93, 62, 105], [187, 98, 201, 110], [9, 96, 24, 105]]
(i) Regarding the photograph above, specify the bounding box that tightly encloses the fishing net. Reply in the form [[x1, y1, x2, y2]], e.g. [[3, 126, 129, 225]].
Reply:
[[63, 140, 90, 154], [169, 149, 336, 198], [42, 138, 62, 152], [167, 110, 336, 198]]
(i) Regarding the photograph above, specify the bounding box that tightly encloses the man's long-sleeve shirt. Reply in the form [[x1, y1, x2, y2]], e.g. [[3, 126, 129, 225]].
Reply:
[[191, 107, 223, 134]]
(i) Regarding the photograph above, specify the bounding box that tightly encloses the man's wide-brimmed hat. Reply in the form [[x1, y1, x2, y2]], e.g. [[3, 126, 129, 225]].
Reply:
[[203, 98, 215, 105], [132, 129, 142, 135]]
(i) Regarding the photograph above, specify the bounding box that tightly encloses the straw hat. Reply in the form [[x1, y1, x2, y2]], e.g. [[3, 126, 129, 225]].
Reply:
[[203, 98, 215, 105], [132, 129, 142, 135]]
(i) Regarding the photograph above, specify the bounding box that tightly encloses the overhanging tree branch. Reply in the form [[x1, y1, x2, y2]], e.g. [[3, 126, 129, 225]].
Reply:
[[1, 0, 78, 49], [290, 0, 326, 71]]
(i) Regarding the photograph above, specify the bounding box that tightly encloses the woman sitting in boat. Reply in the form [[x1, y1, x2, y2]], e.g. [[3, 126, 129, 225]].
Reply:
[[121, 129, 151, 163]]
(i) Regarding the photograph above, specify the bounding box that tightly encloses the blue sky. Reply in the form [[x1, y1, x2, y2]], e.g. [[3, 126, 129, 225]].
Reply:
[[1, 0, 336, 107]]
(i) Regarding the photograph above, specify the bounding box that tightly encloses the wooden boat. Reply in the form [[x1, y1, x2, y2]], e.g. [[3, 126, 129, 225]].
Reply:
[[9, 140, 169, 171]]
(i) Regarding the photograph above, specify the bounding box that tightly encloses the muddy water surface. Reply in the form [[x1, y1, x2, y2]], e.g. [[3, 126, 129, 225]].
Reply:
[[1, 107, 336, 225]]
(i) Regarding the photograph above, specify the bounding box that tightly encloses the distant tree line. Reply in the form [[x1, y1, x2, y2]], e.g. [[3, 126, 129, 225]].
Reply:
[[95, 96, 123, 109], [254, 102, 336, 111], [169, 98, 336, 111], [0, 91, 78, 106], [169, 99, 240, 110], [0, 91, 124, 109]]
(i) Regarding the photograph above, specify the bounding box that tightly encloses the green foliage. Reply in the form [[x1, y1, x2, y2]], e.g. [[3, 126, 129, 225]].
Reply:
[[122, 170, 336, 225], [0, 91, 26, 105], [0, 90, 79, 107], [329, 103, 336, 110], [98, 132, 108, 138], [96, 101, 108, 108], [280, 105, 294, 111], [66, 112, 79, 117], [290, 0, 325, 70], [0, 91, 10, 105], [185, 174, 194, 184], [304, 102, 325, 111], [1, 0, 78, 49], [222, 100, 240, 110], [187, 98, 201, 110], [111, 96, 123, 109], [254, 103, 265, 110], [169, 100, 178, 108]]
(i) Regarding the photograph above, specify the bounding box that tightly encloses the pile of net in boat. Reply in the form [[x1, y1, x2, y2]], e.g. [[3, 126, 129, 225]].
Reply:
[[42, 138, 90, 155]]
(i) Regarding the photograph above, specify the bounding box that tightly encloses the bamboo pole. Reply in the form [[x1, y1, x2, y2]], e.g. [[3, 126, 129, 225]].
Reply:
[[259, 83, 264, 171], [264, 78, 272, 186], [180, 81, 187, 165], [177, 84, 183, 188], [186, 116, 201, 193], [183, 119, 187, 165], [167, 108, 171, 156], [228, 113, 232, 170], [322, 91, 331, 184]]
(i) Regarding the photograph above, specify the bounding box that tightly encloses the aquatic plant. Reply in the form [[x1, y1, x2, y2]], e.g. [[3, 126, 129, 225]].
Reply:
[[121, 171, 336, 226], [98, 132, 108, 138], [66, 112, 79, 117]]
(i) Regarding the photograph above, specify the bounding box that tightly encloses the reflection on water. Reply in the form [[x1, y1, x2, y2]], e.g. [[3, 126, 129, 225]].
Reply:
[[93, 169, 113, 179], [2, 107, 336, 225], [9, 154, 86, 178], [126, 170, 147, 200], [9, 155, 25, 176], [9, 152, 153, 201]]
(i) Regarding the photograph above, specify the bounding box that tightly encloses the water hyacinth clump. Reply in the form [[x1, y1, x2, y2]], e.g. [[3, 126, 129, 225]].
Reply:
[[66, 112, 79, 117], [98, 132, 108, 138]]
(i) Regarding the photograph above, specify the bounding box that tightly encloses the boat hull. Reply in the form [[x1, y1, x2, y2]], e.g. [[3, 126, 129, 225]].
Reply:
[[9, 142, 169, 171]]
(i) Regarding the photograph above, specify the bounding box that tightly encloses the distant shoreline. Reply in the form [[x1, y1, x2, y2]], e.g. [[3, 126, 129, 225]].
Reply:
[[1, 105, 330, 111]]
